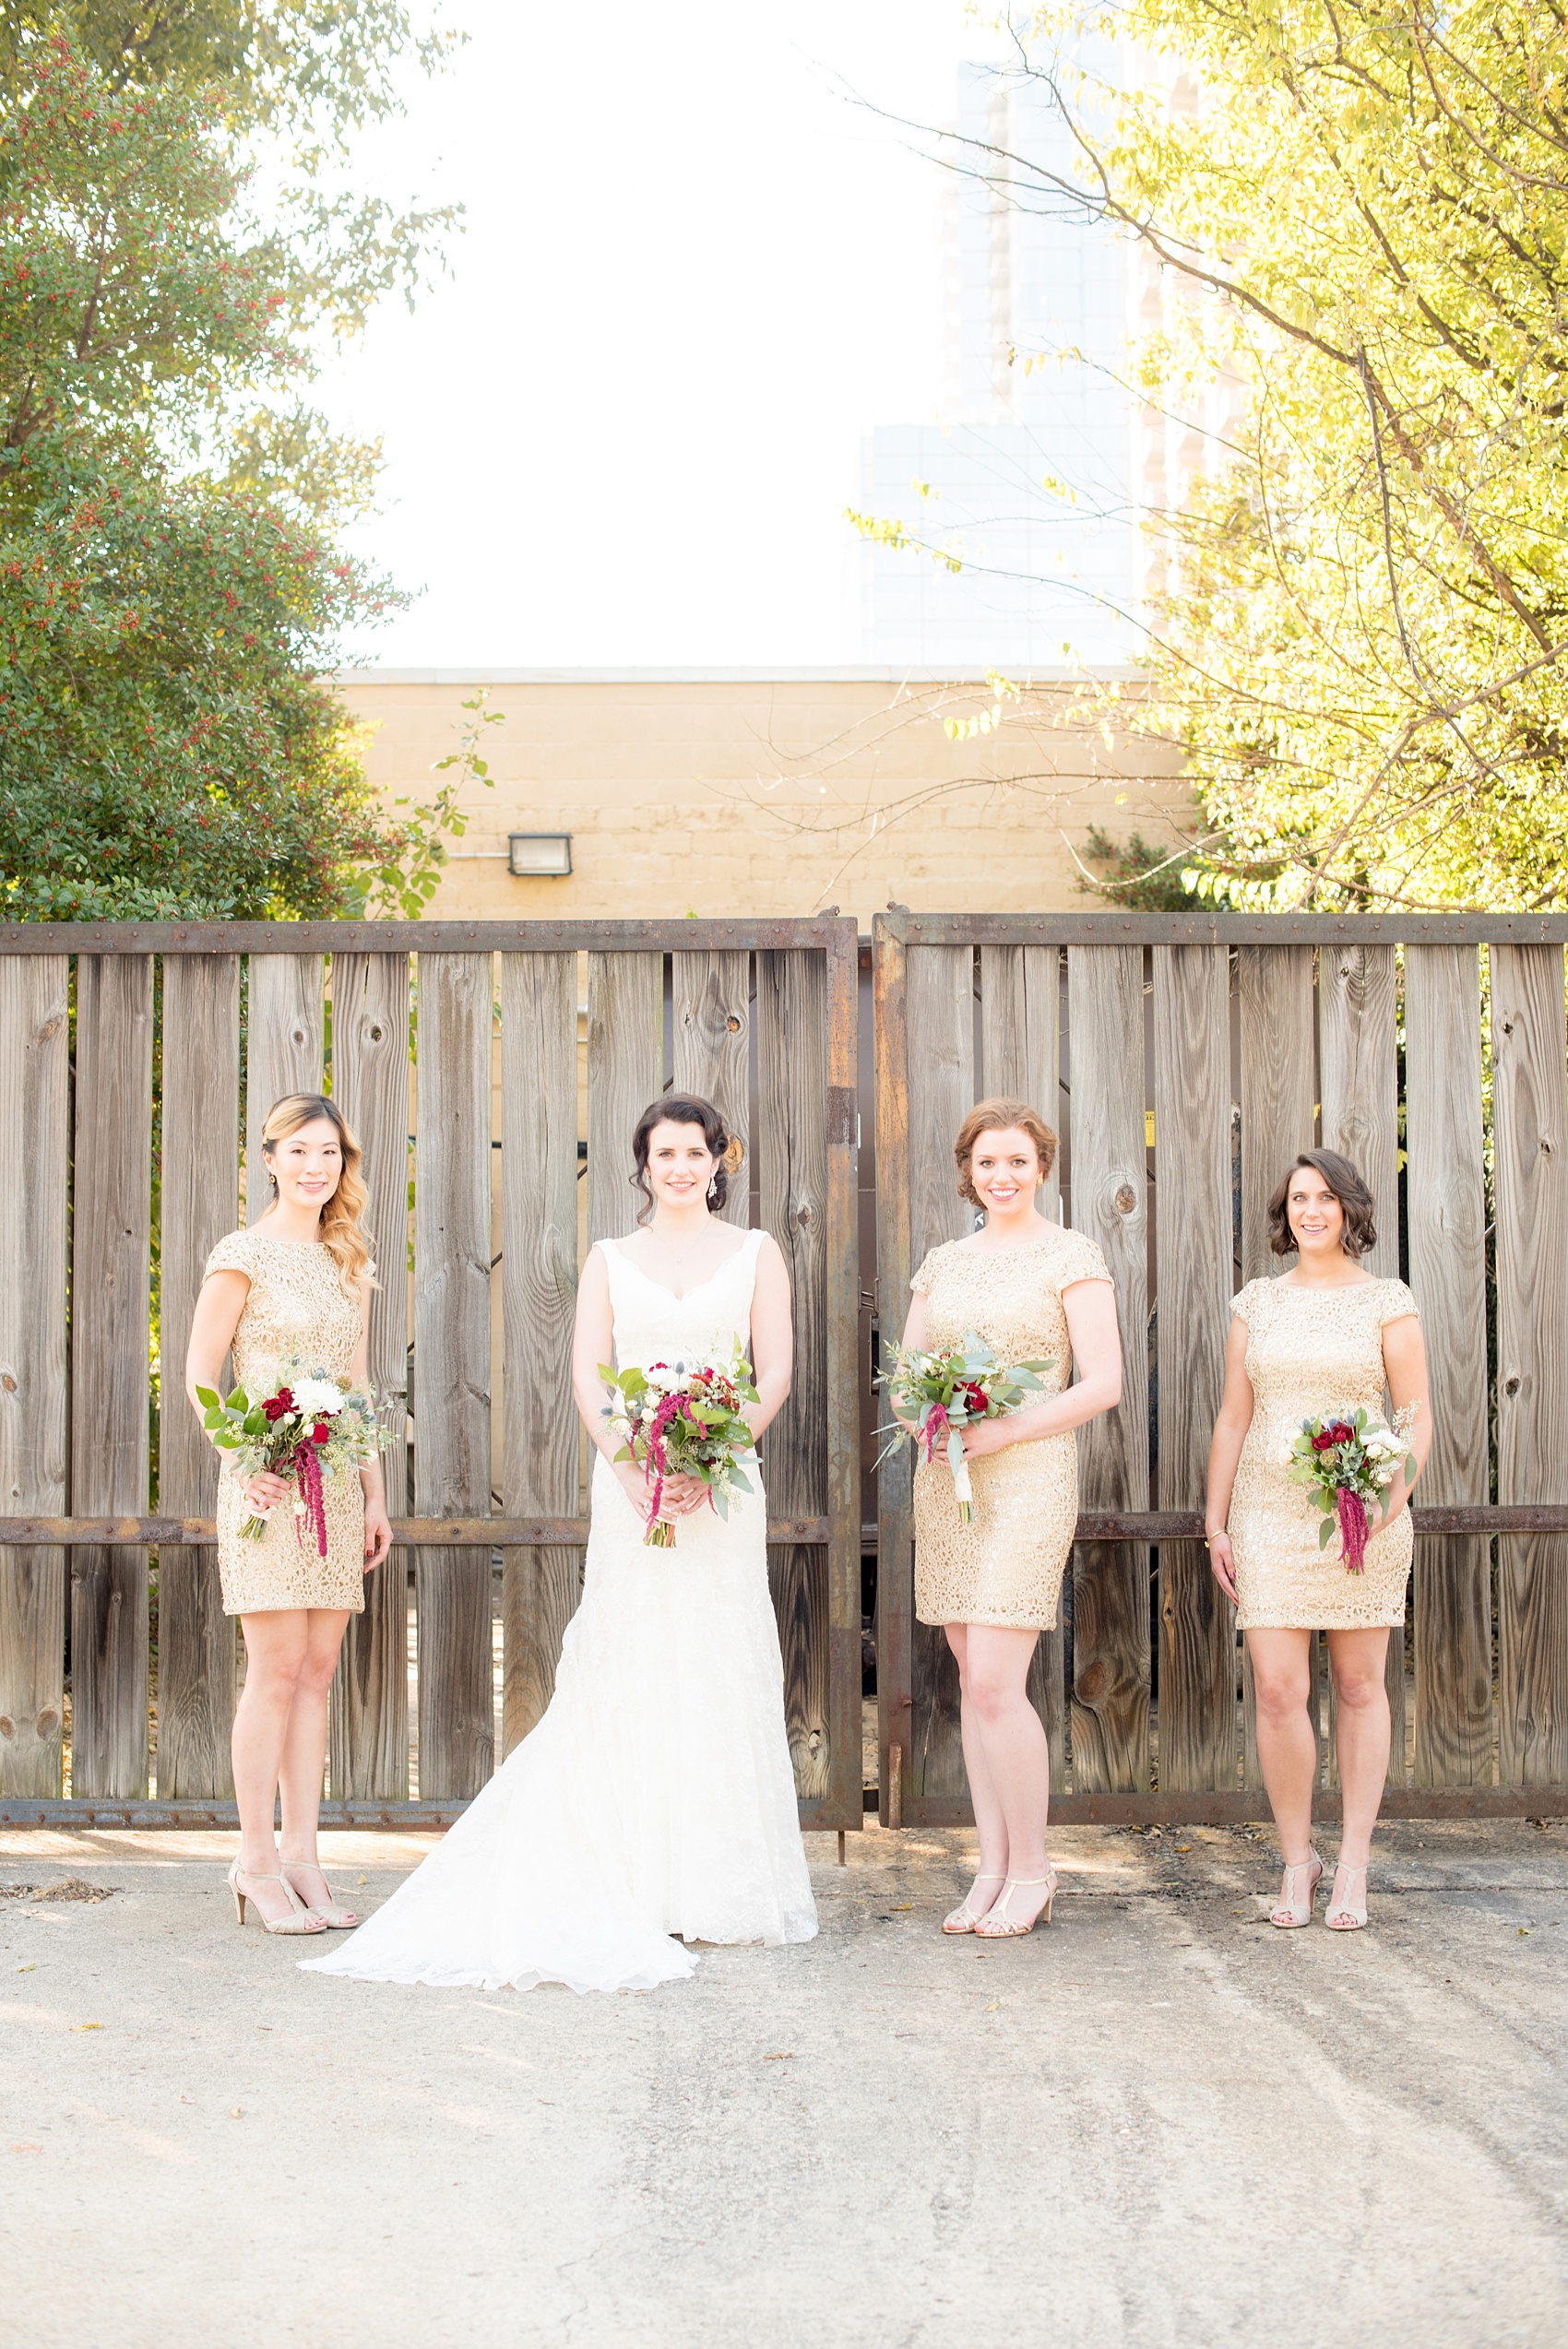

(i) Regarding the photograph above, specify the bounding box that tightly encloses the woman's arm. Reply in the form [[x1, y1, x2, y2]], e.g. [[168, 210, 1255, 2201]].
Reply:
[[353, 1281, 392, 1572], [571, 1248, 665, 1516], [1377, 1311, 1432, 1525], [1204, 1314, 1255, 1604], [746, 1233, 793, 1442], [959, 1278, 1123, 1457], [184, 1269, 250, 1420], [889, 1288, 930, 1432]]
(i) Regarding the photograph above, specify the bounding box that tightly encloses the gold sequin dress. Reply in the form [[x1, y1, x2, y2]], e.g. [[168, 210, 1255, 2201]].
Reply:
[[203, 1225, 368, 1616], [910, 1228, 1112, 1631], [1228, 1275, 1420, 1631]]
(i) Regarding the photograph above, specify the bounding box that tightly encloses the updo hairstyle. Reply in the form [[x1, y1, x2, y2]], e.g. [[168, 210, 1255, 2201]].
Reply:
[[954, 1097, 1059, 1206], [1266, 1148, 1377, 1259], [630, 1094, 744, 1225]]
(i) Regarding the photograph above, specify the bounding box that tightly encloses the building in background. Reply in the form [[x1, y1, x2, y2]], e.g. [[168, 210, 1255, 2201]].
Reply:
[[858, 56, 1135, 670]]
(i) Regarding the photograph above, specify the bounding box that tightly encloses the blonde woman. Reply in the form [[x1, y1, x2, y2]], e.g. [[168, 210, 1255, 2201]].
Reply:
[[184, 1095, 393, 1937], [901, 1099, 1123, 1939]]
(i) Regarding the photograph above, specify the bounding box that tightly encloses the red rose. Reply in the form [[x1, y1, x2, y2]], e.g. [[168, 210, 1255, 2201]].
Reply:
[[311, 1422, 331, 1444], [1329, 1421, 1355, 1444], [262, 1388, 293, 1423], [1310, 1430, 1336, 1452]]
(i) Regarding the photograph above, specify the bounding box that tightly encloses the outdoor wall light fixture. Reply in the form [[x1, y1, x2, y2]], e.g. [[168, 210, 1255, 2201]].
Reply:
[[508, 833, 573, 877]]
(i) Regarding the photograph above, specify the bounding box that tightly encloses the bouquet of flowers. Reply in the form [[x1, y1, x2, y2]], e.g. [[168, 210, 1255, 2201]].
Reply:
[[877, 1332, 1054, 1524], [196, 1361, 385, 1556], [1281, 1404, 1420, 1572], [600, 1344, 760, 1548]]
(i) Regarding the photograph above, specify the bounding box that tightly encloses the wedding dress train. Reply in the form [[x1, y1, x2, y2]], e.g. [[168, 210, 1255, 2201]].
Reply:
[[301, 1228, 818, 1993]]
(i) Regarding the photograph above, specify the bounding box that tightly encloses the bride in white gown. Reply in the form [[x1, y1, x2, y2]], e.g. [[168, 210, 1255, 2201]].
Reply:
[[302, 1094, 818, 1994]]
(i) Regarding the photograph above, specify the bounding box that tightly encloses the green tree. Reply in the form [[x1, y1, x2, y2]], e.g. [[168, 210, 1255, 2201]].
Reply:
[[865, 4, 1568, 910], [0, 22, 458, 919]]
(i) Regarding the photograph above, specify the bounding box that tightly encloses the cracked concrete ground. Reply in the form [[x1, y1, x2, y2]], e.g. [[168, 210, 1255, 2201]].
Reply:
[[3, 1817, 1565, 2348]]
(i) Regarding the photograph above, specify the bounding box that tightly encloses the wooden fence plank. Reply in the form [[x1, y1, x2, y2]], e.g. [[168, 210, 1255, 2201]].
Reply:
[[1491, 944, 1568, 1785], [588, 955, 663, 1244], [980, 943, 1066, 1779], [1404, 946, 1492, 1787], [759, 949, 830, 1801], [499, 954, 580, 1753], [157, 955, 239, 1797], [1064, 945, 1150, 1792], [329, 952, 411, 1798], [903, 946, 976, 1803], [244, 954, 324, 1201], [413, 955, 495, 1800], [1152, 945, 1236, 1791], [1319, 942, 1406, 1783], [873, 921, 915, 1825], [0, 957, 70, 1797], [70, 956, 154, 1797], [1237, 945, 1319, 1789], [672, 949, 751, 1225]]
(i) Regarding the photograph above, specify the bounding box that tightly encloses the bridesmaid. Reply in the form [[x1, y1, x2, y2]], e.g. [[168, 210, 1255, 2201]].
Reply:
[[1206, 1150, 1431, 1931], [901, 1097, 1123, 1938], [184, 1095, 393, 1937]]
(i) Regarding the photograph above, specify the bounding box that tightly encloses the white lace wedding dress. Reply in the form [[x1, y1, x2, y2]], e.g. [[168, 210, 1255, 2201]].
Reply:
[[302, 1228, 818, 1994]]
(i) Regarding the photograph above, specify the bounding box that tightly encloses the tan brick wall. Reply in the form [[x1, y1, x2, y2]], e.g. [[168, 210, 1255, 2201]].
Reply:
[[334, 670, 1190, 929]]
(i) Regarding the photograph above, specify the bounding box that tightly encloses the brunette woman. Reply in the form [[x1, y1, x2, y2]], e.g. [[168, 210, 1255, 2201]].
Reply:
[[184, 1095, 393, 1936], [1206, 1151, 1431, 1930], [901, 1099, 1123, 1938]]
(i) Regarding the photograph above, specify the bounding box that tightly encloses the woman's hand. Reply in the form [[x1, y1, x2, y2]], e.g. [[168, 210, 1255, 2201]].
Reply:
[[959, 1418, 1004, 1460], [362, 1497, 392, 1572], [1206, 1530, 1239, 1605], [653, 1471, 708, 1519], [241, 1469, 291, 1515]]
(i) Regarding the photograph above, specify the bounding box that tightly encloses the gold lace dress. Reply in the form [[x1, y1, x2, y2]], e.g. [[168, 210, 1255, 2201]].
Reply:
[[203, 1225, 368, 1616], [910, 1228, 1112, 1631], [1228, 1275, 1420, 1631]]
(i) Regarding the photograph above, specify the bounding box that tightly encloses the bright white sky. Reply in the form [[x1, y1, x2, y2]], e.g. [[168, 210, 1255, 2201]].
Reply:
[[317, 1, 1006, 669]]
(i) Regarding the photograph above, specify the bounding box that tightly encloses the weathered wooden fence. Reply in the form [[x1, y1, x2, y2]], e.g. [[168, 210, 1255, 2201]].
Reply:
[[0, 919, 862, 1832], [873, 910, 1568, 1826]]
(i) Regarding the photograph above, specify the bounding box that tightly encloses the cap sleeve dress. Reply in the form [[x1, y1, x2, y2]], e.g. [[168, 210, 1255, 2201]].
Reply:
[[909, 1228, 1113, 1631], [1227, 1275, 1420, 1630], [204, 1225, 369, 1616]]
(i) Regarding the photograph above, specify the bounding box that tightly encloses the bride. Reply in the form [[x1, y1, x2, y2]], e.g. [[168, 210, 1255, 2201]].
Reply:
[[303, 1093, 818, 1993]]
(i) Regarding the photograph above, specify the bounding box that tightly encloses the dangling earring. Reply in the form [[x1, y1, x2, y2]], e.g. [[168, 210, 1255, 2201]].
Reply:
[[707, 1177, 719, 1201]]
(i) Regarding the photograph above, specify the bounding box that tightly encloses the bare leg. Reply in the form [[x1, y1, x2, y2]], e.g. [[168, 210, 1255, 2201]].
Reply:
[[278, 1609, 354, 1919], [958, 1623, 1051, 1928], [232, 1610, 309, 1926], [1325, 1626, 1392, 1870], [944, 1624, 1006, 1923], [1246, 1628, 1318, 1865]]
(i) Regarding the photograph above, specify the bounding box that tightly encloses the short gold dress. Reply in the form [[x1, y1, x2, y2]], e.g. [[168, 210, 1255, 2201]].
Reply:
[[1228, 1275, 1420, 1631], [910, 1229, 1112, 1631], [204, 1225, 368, 1616]]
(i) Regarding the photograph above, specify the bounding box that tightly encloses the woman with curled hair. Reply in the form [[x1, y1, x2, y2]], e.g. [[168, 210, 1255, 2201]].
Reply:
[[900, 1098, 1123, 1940], [1206, 1150, 1432, 1931], [184, 1094, 393, 1937], [303, 1093, 816, 1996]]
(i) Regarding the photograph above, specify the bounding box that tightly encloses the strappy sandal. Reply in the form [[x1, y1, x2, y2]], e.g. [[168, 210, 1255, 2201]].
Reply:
[[943, 1874, 1006, 1934], [1269, 1848, 1324, 1928], [1324, 1862, 1369, 1931], [972, 1871, 1057, 1938], [279, 1858, 361, 1929], [228, 1861, 327, 1937]]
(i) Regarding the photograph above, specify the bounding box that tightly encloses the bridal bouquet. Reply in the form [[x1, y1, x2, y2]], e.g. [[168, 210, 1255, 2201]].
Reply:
[[877, 1333, 1054, 1524], [600, 1344, 760, 1548], [196, 1362, 384, 1556], [1281, 1404, 1420, 1572]]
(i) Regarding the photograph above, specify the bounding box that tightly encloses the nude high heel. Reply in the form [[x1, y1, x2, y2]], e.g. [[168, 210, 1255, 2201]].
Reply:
[[228, 1860, 327, 1936], [1324, 1862, 1369, 1931], [972, 1870, 1057, 1938], [279, 1859, 360, 1929], [1269, 1848, 1324, 1928], [943, 1874, 1005, 1934]]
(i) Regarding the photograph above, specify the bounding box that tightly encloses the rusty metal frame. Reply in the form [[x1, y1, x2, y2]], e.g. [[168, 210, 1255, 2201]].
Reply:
[[0, 915, 861, 1835]]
